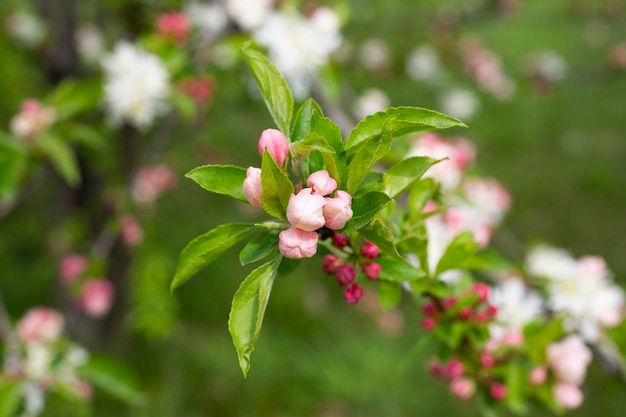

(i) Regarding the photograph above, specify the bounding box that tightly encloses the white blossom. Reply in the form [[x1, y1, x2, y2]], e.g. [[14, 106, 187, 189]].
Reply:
[[406, 45, 441, 82], [439, 89, 480, 121], [184, 1, 228, 35], [489, 278, 543, 340], [5, 11, 46, 48], [75, 25, 105, 65], [101, 42, 170, 129], [352, 88, 389, 120], [253, 8, 341, 99], [226, 0, 273, 31]]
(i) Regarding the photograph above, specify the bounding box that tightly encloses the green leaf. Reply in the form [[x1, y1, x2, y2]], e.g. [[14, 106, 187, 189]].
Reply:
[[359, 221, 402, 260], [343, 119, 394, 194], [309, 111, 346, 181], [291, 133, 340, 183], [383, 156, 441, 198], [435, 232, 479, 276], [242, 46, 293, 136], [229, 257, 281, 376], [239, 229, 279, 265], [291, 98, 322, 143], [38, 134, 81, 186], [343, 191, 392, 232], [45, 78, 102, 121], [60, 123, 106, 150], [171, 223, 255, 291], [0, 378, 21, 417], [0, 140, 27, 202], [407, 178, 437, 215], [169, 89, 197, 121], [345, 106, 466, 153], [377, 281, 401, 311], [186, 165, 247, 202], [261, 150, 294, 220], [77, 356, 143, 405], [377, 256, 427, 282], [506, 364, 528, 414], [354, 172, 384, 196]]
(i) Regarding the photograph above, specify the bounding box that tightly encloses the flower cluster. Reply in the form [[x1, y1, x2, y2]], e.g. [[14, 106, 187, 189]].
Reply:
[[9, 99, 56, 141], [526, 245, 624, 342], [58, 253, 114, 318], [322, 238, 382, 304], [3, 308, 92, 416], [101, 42, 170, 129], [243, 128, 354, 259]]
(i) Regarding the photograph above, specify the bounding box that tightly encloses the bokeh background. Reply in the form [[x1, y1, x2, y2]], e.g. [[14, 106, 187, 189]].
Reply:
[[1, 0, 626, 416]]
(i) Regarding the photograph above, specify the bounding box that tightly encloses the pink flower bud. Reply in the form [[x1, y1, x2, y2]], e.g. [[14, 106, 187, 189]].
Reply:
[[16, 308, 64, 344], [278, 227, 318, 259], [322, 254, 342, 275], [471, 282, 490, 303], [307, 170, 337, 196], [529, 366, 547, 385], [422, 302, 437, 315], [58, 253, 88, 285], [421, 317, 436, 331], [73, 379, 93, 399], [486, 304, 498, 317], [79, 279, 114, 318], [332, 233, 349, 248], [120, 214, 143, 246], [156, 12, 191, 44], [474, 311, 489, 323], [132, 164, 177, 207], [178, 76, 216, 106], [444, 358, 464, 379], [287, 188, 326, 231], [335, 264, 355, 286], [458, 306, 473, 320], [360, 241, 379, 259], [552, 383, 584, 409], [362, 262, 381, 280], [480, 352, 495, 368], [343, 283, 364, 304], [428, 360, 444, 378], [243, 167, 263, 208], [449, 378, 475, 400], [323, 191, 353, 230], [490, 383, 507, 400], [442, 296, 458, 310], [258, 128, 289, 167]]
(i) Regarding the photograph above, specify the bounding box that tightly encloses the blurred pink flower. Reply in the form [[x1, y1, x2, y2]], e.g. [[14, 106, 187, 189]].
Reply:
[[79, 279, 114, 318], [547, 335, 592, 386], [553, 383, 584, 409], [156, 12, 191, 44], [449, 378, 475, 400], [58, 253, 88, 285], [120, 214, 144, 246], [132, 164, 178, 207], [17, 307, 64, 344]]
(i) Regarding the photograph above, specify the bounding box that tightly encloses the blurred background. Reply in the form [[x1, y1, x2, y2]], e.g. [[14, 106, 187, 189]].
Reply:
[[1, 0, 626, 416]]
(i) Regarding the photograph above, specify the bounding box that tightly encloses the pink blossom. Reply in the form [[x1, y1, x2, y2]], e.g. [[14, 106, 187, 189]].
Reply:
[[471, 282, 490, 303], [335, 264, 355, 286], [58, 253, 88, 285], [73, 379, 94, 399], [331, 233, 349, 248], [343, 283, 364, 304], [307, 170, 337, 196], [79, 279, 114, 318], [458, 306, 472, 320], [449, 378, 475, 400], [529, 366, 547, 385], [578, 255, 607, 281], [156, 12, 191, 44], [120, 214, 143, 246], [443, 358, 464, 379], [178, 76, 216, 106], [500, 331, 524, 346], [547, 335, 592, 385], [278, 228, 318, 259], [362, 262, 381, 280], [258, 128, 289, 167], [360, 241, 379, 259], [322, 254, 342, 275], [553, 383, 584, 409], [132, 164, 178, 206], [17, 308, 64, 343], [10, 98, 56, 140], [490, 383, 507, 400], [286, 188, 326, 231], [480, 351, 495, 368], [323, 190, 353, 230], [243, 167, 263, 208]]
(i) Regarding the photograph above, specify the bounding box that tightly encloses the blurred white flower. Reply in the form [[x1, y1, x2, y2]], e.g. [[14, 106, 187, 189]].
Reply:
[[184, 1, 228, 35], [439, 89, 479, 121], [359, 38, 390, 72], [75, 25, 105, 65], [406, 45, 441, 82], [254, 8, 341, 99], [226, 0, 273, 31], [5, 11, 46, 48], [489, 278, 543, 340], [102, 42, 170, 129], [22, 382, 45, 416], [532, 51, 568, 82], [526, 246, 625, 341], [10, 99, 56, 140], [352, 88, 389, 120]]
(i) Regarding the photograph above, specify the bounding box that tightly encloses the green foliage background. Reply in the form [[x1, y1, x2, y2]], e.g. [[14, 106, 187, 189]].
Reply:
[[1, 0, 625, 416]]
